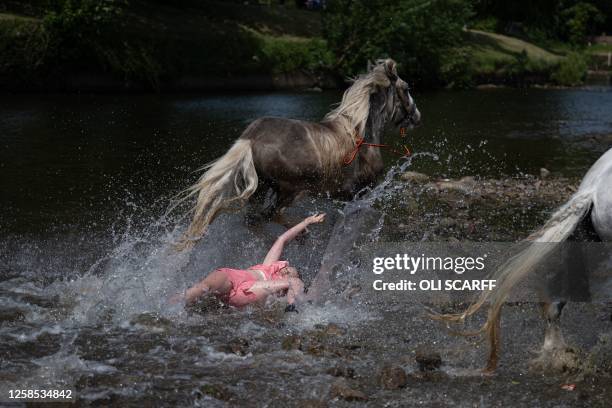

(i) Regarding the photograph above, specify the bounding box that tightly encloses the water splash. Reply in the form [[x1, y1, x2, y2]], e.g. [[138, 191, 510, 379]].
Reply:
[[309, 153, 437, 299]]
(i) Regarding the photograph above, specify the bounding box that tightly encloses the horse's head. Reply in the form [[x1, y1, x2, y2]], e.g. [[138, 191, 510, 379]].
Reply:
[[324, 59, 420, 145], [371, 59, 421, 131]]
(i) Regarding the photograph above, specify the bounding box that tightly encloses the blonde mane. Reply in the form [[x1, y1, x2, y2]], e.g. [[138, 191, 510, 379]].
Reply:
[[323, 60, 393, 141]]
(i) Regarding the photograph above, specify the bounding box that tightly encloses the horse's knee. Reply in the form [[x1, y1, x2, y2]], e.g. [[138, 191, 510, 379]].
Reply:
[[543, 301, 566, 323]]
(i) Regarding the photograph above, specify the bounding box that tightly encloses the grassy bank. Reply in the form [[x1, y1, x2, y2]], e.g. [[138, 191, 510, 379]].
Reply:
[[465, 29, 562, 85], [0, 1, 598, 91]]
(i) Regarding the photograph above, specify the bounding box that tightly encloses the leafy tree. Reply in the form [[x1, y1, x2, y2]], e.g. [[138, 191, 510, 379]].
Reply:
[[561, 1, 604, 45], [322, 0, 473, 88]]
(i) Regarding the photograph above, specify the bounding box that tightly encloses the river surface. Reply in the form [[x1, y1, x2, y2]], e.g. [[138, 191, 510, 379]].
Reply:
[[1, 88, 612, 406]]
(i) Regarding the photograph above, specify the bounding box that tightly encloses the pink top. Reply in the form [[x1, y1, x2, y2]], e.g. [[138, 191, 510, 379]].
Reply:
[[248, 261, 289, 281], [219, 261, 289, 307]]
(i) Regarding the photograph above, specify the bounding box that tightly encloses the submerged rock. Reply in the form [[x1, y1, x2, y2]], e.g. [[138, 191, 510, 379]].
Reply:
[[329, 379, 368, 401], [327, 364, 355, 378], [415, 346, 442, 371], [324, 323, 346, 337], [312, 323, 346, 337], [438, 217, 458, 229], [379, 365, 408, 390], [540, 167, 551, 179], [281, 335, 303, 351], [401, 171, 430, 183], [306, 342, 325, 357], [434, 176, 477, 194], [583, 333, 612, 375]]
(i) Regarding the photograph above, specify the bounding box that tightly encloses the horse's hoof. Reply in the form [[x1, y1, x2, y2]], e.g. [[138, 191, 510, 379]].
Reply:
[[529, 346, 582, 373]]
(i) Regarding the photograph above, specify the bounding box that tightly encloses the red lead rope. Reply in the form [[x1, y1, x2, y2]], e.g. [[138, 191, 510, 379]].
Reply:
[[343, 136, 412, 165]]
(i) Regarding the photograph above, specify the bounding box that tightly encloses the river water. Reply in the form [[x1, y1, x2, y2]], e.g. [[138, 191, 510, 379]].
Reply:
[[1, 88, 612, 406]]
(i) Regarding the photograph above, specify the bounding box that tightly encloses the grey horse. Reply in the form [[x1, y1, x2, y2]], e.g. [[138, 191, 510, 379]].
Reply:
[[435, 147, 612, 372], [175, 59, 421, 250]]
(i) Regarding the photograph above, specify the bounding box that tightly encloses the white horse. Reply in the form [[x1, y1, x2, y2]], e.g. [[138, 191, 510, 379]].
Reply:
[[434, 147, 612, 372]]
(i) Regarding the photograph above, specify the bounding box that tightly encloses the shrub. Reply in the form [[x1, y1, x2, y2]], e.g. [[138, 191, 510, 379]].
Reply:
[[551, 52, 588, 86], [258, 35, 334, 74]]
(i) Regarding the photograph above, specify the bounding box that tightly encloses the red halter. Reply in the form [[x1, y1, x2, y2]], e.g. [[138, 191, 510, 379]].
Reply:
[[343, 132, 412, 165]]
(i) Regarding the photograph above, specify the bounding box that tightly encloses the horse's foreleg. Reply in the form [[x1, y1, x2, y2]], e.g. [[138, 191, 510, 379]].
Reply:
[[261, 187, 280, 218], [269, 185, 302, 226], [529, 300, 581, 373], [541, 301, 568, 352], [529, 244, 590, 373], [245, 179, 281, 225]]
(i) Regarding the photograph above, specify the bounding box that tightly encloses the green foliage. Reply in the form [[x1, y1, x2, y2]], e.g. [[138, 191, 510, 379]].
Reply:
[[2, 0, 607, 90], [551, 52, 588, 85], [39, 0, 171, 86], [0, 18, 49, 80], [439, 46, 474, 89], [258, 35, 334, 74], [561, 2, 605, 46], [42, 0, 126, 60], [322, 0, 474, 88]]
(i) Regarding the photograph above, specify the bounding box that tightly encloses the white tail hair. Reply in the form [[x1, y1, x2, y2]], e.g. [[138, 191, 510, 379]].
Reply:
[[431, 188, 594, 367], [174, 139, 258, 251]]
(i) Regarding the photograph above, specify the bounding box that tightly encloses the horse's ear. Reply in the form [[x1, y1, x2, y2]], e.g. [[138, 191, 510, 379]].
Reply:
[[367, 60, 375, 72], [384, 59, 398, 80]]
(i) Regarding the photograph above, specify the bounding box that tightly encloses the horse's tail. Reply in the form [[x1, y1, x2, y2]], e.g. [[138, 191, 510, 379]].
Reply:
[[174, 139, 258, 251], [430, 189, 594, 346]]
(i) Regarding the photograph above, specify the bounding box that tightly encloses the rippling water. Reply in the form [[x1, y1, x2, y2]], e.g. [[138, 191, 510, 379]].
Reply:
[[1, 88, 612, 405]]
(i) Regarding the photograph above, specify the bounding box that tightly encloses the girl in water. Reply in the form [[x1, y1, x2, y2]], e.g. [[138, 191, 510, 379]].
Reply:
[[179, 213, 326, 309]]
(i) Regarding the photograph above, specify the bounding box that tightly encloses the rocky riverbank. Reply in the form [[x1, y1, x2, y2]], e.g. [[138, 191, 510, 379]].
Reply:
[[379, 171, 580, 242]]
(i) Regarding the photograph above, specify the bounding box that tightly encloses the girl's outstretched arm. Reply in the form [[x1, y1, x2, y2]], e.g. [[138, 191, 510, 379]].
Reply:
[[262, 213, 325, 265]]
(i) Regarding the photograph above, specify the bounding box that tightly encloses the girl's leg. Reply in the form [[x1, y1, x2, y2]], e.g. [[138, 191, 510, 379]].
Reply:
[[184, 270, 232, 304]]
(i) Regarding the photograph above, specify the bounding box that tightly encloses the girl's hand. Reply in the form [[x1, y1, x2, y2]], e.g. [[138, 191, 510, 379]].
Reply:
[[303, 213, 326, 225]]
